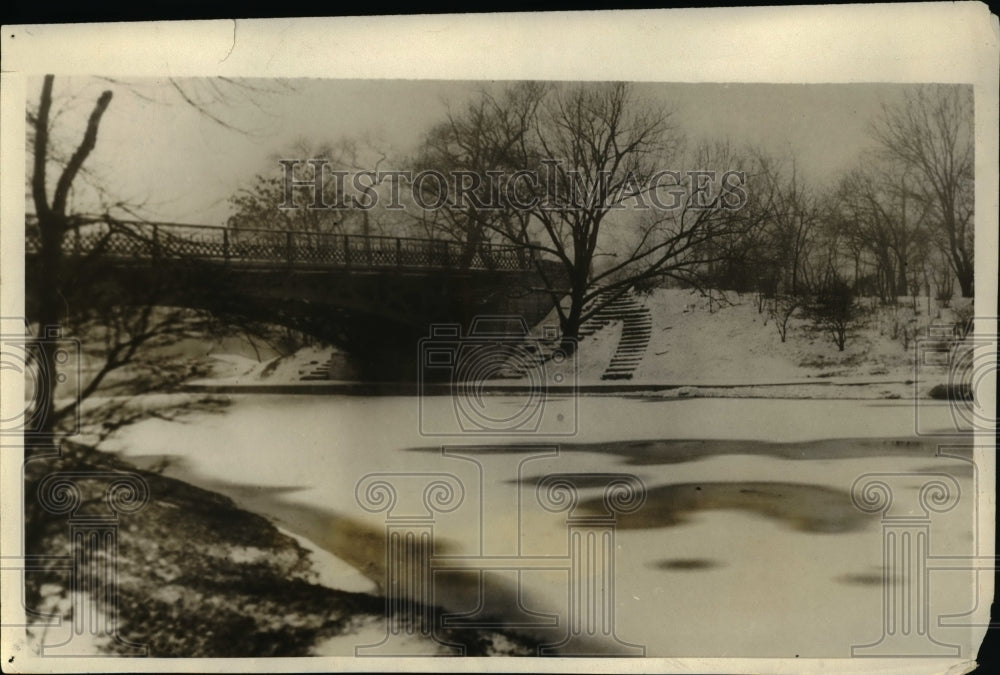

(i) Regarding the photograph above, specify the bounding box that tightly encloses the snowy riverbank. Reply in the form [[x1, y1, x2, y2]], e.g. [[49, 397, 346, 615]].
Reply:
[[21, 289, 983, 659], [85, 395, 983, 658], [22, 440, 542, 657], [185, 289, 967, 401]]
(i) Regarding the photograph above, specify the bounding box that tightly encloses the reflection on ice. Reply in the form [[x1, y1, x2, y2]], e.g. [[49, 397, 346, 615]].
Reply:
[[579, 481, 874, 534], [104, 396, 981, 657], [408, 436, 967, 466], [836, 571, 899, 586], [651, 558, 725, 571]]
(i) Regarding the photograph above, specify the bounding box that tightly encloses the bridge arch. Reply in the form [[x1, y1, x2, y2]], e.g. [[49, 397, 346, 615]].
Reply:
[[26, 218, 565, 380]]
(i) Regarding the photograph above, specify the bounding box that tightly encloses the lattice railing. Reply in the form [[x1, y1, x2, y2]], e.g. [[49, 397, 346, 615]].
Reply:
[[24, 217, 531, 272]]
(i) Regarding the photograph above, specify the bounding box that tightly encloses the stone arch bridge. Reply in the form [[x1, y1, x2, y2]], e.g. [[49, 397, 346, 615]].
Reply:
[[25, 218, 566, 380]]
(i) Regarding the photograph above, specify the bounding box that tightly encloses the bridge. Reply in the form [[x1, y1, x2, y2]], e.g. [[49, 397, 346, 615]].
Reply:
[[25, 218, 565, 379], [25, 217, 533, 272]]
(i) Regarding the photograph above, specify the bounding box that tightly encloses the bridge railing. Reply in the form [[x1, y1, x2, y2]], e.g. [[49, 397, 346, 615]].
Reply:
[[25, 217, 531, 272]]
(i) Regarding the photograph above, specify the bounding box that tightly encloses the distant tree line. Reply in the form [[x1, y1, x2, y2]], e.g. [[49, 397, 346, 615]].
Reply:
[[25, 79, 974, 442], [230, 82, 973, 353]]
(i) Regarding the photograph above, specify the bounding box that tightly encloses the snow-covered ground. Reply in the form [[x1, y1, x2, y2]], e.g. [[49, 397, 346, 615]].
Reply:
[[547, 288, 962, 388], [102, 394, 986, 658], [80, 288, 986, 659], [200, 345, 334, 383], [186, 289, 966, 397]]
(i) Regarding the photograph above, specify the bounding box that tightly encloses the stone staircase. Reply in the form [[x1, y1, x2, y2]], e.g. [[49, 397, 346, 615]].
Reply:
[[579, 290, 653, 381], [299, 356, 334, 381], [295, 291, 654, 383]]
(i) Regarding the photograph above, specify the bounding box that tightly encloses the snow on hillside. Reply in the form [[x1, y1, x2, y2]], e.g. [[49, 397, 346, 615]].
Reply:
[[200, 346, 335, 385], [625, 288, 922, 384], [189, 288, 969, 398], [518, 287, 959, 390]]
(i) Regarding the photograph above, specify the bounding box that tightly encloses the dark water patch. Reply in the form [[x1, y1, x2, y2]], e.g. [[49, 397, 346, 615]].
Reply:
[[405, 436, 957, 467], [189, 476, 418, 588], [170, 474, 618, 655], [651, 558, 723, 571], [26, 446, 544, 656], [578, 481, 873, 533], [508, 473, 635, 489], [929, 383, 973, 401], [836, 572, 899, 586]]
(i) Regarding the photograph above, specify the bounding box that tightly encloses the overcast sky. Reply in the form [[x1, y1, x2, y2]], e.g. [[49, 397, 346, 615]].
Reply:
[[30, 77, 915, 226]]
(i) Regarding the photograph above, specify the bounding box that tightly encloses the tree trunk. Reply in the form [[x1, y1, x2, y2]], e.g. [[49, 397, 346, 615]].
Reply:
[[560, 301, 582, 355], [28, 75, 113, 438], [957, 267, 974, 298], [559, 277, 587, 355], [32, 217, 64, 437], [460, 217, 483, 270], [896, 257, 909, 298]]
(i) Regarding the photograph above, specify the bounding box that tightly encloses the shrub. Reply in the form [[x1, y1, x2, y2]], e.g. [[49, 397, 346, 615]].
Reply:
[[806, 277, 863, 352], [768, 293, 801, 343], [952, 302, 974, 340]]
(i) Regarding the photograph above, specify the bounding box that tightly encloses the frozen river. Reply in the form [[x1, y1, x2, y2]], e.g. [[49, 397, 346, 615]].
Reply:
[[104, 395, 986, 658]]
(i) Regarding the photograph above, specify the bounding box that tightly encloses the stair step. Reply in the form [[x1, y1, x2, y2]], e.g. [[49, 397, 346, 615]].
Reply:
[[581, 290, 654, 381]]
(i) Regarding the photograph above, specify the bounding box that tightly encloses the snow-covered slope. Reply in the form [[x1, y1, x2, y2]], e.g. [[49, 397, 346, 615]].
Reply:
[[190, 288, 967, 396]]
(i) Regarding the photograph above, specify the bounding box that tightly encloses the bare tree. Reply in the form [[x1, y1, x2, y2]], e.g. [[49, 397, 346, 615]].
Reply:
[[834, 155, 933, 306], [28, 75, 113, 439], [763, 158, 821, 297], [931, 249, 956, 308], [26, 75, 286, 444], [414, 83, 768, 350], [806, 273, 863, 352], [872, 85, 974, 297], [228, 140, 362, 234], [768, 293, 801, 343], [410, 82, 547, 267]]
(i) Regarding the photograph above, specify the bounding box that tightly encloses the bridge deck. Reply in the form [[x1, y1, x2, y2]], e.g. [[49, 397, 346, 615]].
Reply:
[[25, 217, 533, 273]]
